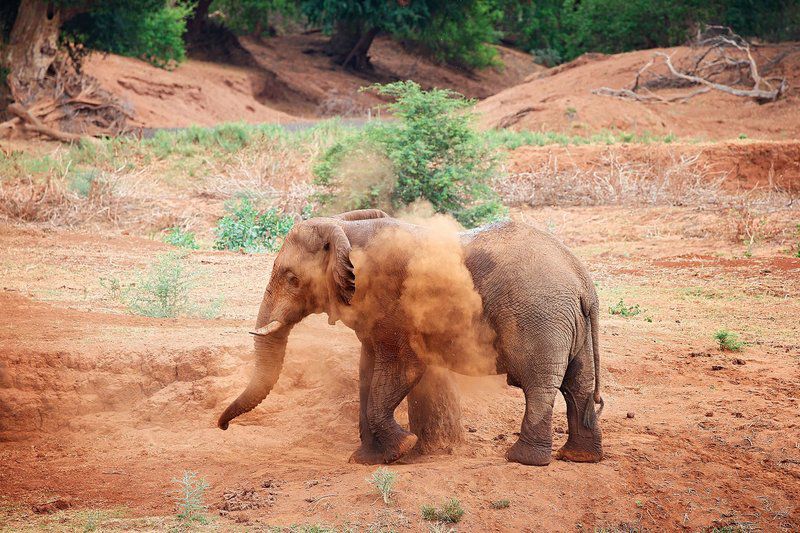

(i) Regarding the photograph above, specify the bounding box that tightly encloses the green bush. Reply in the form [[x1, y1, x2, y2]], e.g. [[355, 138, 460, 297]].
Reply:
[[214, 198, 295, 253], [62, 1, 192, 68], [421, 498, 465, 523], [490, 499, 510, 509], [366, 467, 397, 504], [714, 329, 743, 352], [314, 81, 506, 228], [125, 252, 198, 318], [163, 227, 199, 250]]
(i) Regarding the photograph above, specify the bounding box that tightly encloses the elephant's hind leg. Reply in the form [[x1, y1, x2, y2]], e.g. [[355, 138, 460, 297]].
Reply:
[[504, 338, 567, 466], [556, 348, 603, 463]]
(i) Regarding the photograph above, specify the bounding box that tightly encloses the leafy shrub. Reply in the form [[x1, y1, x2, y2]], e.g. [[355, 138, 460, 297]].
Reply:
[[173, 471, 209, 524], [315, 81, 506, 228], [421, 498, 465, 523], [214, 198, 295, 253], [63, 1, 193, 68], [366, 467, 397, 504], [490, 499, 510, 509], [714, 330, 743, 352], [67, 168, 99, 197], [102, 252, 220, 318], [609, 299, 641, 318], [163, 227, 199, 250]]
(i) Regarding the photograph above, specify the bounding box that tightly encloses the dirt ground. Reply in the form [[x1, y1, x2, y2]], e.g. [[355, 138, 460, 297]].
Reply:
[[1, 204, 798, 531]]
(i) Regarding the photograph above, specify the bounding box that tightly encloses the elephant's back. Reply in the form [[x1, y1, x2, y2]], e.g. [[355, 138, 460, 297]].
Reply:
[[463, 220, 595, 309]]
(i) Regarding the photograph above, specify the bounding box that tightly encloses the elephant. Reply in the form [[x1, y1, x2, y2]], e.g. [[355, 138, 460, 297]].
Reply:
[[218, 209, 604, 466]]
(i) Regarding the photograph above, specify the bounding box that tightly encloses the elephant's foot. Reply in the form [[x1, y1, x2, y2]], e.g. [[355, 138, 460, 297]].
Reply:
[[348, 444, 385, 465], [381, 431, 418, 464], [555, 439, 603, 463], [505, 439, 552, 466]]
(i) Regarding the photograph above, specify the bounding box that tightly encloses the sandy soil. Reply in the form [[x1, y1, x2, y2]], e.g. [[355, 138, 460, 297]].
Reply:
[[1, 205, 798, 531], [84, 34, 542, 129], [477, 44, 800, 141]]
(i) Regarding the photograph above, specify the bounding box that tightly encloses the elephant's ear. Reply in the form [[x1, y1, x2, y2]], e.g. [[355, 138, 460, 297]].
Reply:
[[319, 223, 355, 305]]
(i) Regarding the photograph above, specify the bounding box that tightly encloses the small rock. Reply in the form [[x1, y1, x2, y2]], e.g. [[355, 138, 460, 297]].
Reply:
[[32, 498, 72, 514], [733, 412, 744, 418], [733, 358, 746, 365], [711, 365, 724, 371], [493, 434, 506, 441], [466, 426, 477, 433], [626, 412, 635, 419], [705, 411, 714, 417], [554, 426, 566, 434]]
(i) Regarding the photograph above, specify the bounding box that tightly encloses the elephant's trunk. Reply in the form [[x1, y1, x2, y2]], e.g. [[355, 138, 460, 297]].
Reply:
[[218, 296, 292, 430]]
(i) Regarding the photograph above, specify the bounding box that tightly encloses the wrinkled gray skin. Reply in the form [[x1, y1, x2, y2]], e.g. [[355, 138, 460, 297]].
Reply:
[[218, 209, 604, 466]]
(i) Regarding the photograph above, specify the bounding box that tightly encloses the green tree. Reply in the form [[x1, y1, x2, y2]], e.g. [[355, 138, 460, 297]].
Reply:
[[300, 0, 500, 70], [210, 0, 298, 38]]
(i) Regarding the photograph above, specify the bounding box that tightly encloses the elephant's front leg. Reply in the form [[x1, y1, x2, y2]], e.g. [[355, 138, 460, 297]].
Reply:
[[348, 344, 385, 464], [368, 336, 425, 463]]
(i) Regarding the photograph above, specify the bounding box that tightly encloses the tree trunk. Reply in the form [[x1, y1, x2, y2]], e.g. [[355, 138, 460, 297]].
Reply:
[[328, 19, 378, 71], [186, 0, 212, 43], [4, 0, 62, 100]]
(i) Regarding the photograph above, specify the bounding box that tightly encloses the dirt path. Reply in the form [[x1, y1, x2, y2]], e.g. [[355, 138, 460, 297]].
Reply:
[[1, 207, 799, 531]]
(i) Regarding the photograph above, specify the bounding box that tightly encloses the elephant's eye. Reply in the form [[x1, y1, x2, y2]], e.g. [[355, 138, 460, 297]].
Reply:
[[285, 271, 299, 287]]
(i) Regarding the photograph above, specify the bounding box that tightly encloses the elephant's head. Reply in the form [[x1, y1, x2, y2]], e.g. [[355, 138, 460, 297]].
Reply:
[[217, 209, 389, 430]]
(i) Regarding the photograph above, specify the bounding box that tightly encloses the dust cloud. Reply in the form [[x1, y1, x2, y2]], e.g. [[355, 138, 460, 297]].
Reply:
[[350, 212, 499, 376]]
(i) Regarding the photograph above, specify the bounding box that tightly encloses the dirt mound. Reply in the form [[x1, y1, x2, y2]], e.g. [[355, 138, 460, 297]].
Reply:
[[83, 54, 298, 128], [477, 44, 800, 141], [82, 33, 543, 128]]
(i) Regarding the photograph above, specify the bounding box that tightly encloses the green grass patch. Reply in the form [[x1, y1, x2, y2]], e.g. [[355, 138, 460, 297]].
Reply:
[[213, 197, 295, 253], [483, 129, 677, 150], [421, 498, 464, 523], [490, 498, 510, 509], [714, 329, 744, 352], [609, 299, 642, 318], [162, 227, 199, 250]]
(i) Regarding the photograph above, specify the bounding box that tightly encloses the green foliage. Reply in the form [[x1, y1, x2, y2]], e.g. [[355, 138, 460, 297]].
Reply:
[[301, 0, 502, 70], [490, 499, 510, 509], [214, 198, 295, 253], [609, 299, 641, 318], [401, 1, 502, 69], [421, 498, 465, 523], [173, 471, 209, 524], [714, 329, 743, 352], [315, 81, 506, 228], [163, 227, 200, 250], [495, 0, 800, 64], [101, 252, 220, 318], [483, 129, 677, 150], [793, 224, 800, 258], [67, 168, 99, 197], [366, 467, 397, 504], [211, 0, 299, 37], [62, 1, 192, 68], [125, 252, 198, 318]]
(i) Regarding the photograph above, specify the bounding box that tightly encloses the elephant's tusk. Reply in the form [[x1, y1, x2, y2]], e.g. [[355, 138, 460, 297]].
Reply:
[[249, 320, 284, 336]]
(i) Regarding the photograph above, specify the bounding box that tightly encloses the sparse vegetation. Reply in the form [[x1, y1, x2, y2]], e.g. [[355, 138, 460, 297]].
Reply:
[[714, 329, 744, 352], [102, 252, 220, 319], [366, 467, 397, 504], [163, 227, 199, 250], [173, 471, 209, 524], [609, 299, 641, 318], [490, 498, 510, 509], [421, 498, 465, 523]]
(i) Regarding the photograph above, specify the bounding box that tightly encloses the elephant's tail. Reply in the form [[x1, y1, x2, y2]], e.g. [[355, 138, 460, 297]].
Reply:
[[582, 297, 604, 429]]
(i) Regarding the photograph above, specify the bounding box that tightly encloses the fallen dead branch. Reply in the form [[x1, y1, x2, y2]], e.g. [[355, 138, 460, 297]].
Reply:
[[594, 27, 788, 104]]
